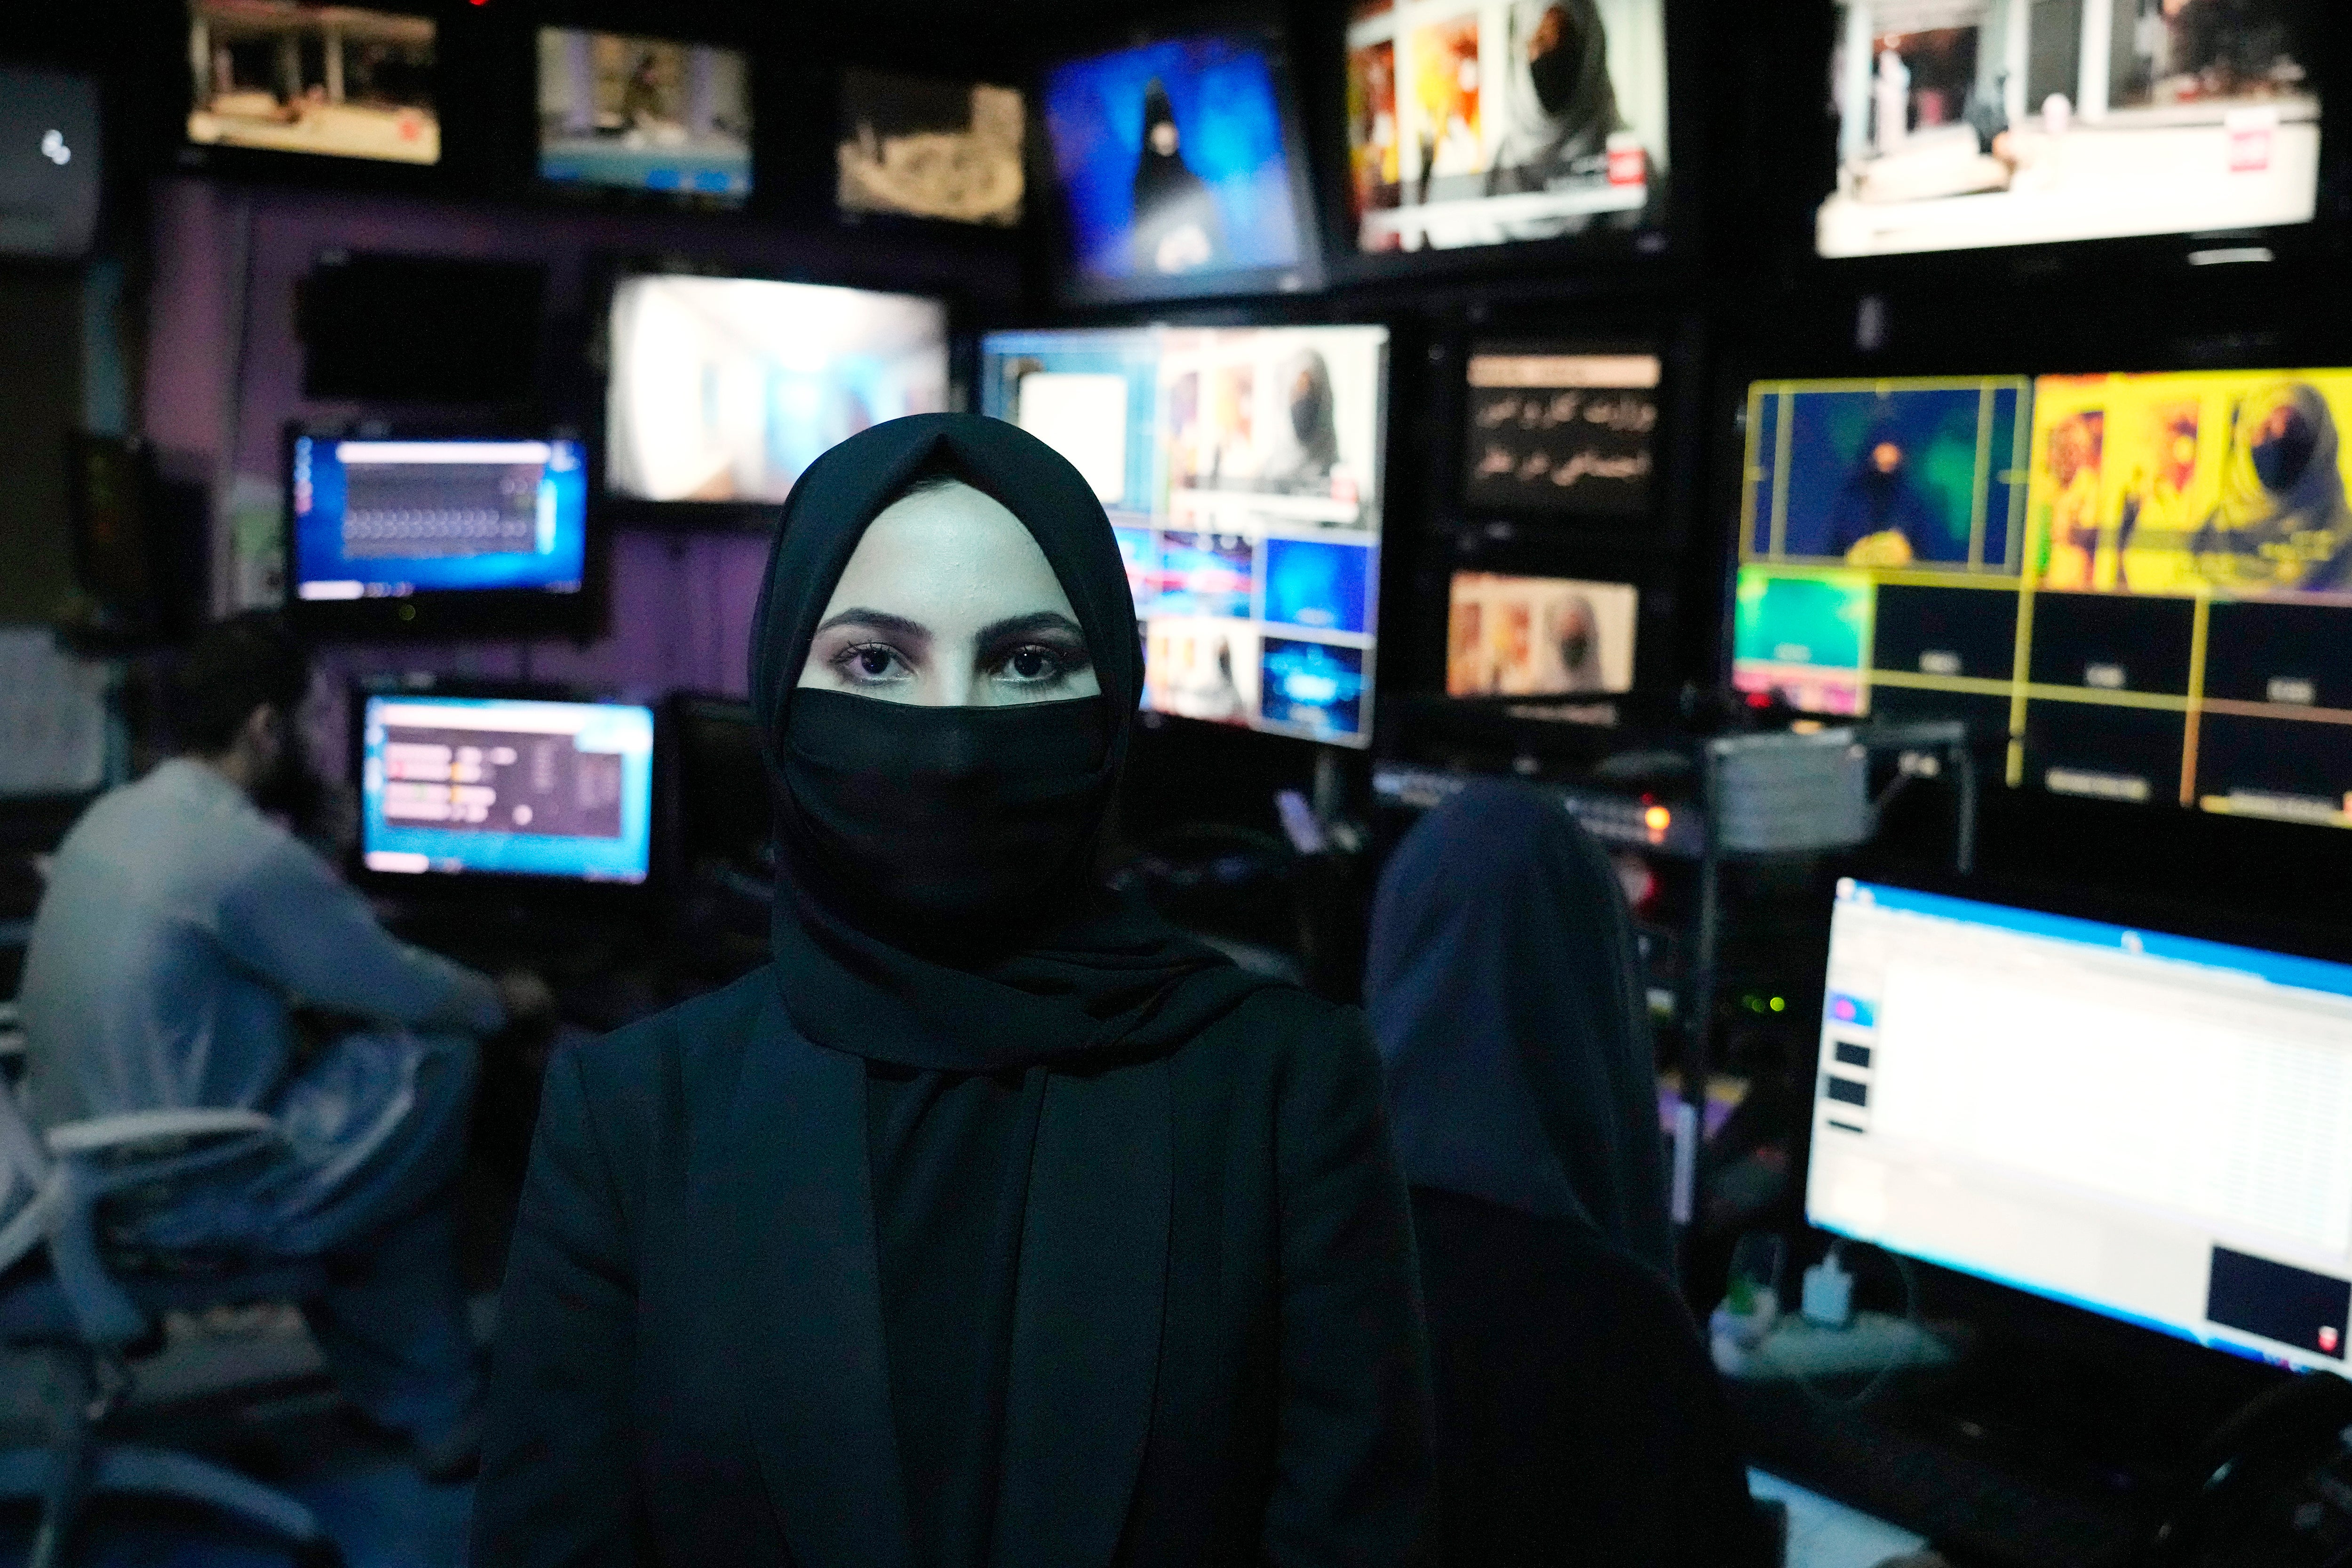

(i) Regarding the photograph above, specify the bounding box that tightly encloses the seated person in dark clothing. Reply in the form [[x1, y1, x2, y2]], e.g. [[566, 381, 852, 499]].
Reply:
[[1365, 778, 1775, 1568]]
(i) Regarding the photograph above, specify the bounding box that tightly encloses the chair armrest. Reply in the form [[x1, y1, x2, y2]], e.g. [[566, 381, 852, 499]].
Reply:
[[46, 1109, 279, 1158]]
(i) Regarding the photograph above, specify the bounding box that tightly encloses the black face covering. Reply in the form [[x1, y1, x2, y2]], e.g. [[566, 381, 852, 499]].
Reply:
[[2254, 412, 2319, 494], [1528, 15, 1590, 116]]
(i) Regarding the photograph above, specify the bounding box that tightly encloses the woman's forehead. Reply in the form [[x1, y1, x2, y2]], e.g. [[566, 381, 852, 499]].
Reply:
[[823, 481, 1075, 624]]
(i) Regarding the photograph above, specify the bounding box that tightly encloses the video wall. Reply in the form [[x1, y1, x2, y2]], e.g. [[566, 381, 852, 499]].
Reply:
[[1736, 369, 2352, 828], [981, 325, 1390, 747]]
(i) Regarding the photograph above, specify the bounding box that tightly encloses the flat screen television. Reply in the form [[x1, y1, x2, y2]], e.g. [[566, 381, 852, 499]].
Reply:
[[1462, 346, 1661, 516], [356, 689, 656, 887], [980, 324, 1391, 748], [186, 0, 438, 166], [837, 70, 1024, 227], [1344, 0, 1669, 253], [1814, 0, 2322, 258], [299, 253, 546, 404], [0, 65, 100, 260], [536, 28, 752, 206], [603, 273, 949, 519], [284, 428, 595, 640], [1447, 571, 1638, 695], [1734, 366, 2352, 830], [1039, 27, 1323, 301]]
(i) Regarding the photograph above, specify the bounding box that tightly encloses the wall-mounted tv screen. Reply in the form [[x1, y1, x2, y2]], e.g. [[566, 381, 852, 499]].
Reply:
[[1734, 368, 2352, 830], [1448, 572, 1637, 694], [604, 274, 949, 511], [980, 325, 1391, 748], [1344, 0, 1669, 252], [187, 0, 437, 166], [1040, 30, 1321, 301], [286, 431, 593, 639], [1817, 0, 2321, 257], [1463, 348, 1660, 516], [837, 70, 1024, 227], [537, 28, 751, 205], [0, 66, 100, 260]]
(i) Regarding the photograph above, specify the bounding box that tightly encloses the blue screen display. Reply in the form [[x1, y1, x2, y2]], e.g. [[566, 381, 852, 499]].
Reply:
[[1260, 637, 1366, 739], [360, 695, 654, 883], [1263, 538, 1375, 635], [1041, 34, 1303, 287], [293, 438, 590, 602]]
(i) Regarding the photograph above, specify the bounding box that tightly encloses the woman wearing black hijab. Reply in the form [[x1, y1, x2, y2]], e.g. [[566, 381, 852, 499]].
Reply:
[[473, 414, 1432, 1568], [1366, 779, 1769, 1568], [1130, 78, 1227, 276]]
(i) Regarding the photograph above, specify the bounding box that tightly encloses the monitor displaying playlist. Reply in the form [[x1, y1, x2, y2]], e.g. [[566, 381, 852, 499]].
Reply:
[[291, 436, 588, 602], [1463, 348, 1660, 516], [1345, 0, 1669, 253], [1735, 369, 2352, 830], [1817, 0, 2320, 257], [1447, 572, 1637, 695], [1811, 878, 2352, 1374], [537, 28, 751, 204], [981, 325, 1390, 747], [187, 0, 438, 166], [361, 695, 655, 884], [605, 275, 949, 507]]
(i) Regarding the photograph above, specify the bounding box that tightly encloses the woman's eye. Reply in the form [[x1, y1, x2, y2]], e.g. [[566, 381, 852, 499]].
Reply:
[[835, 644, 909, 682], [1008, 647, 1057, 681]]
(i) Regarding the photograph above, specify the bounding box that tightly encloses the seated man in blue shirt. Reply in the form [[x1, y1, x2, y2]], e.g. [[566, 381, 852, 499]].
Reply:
[[18, 613, 549, 1482]]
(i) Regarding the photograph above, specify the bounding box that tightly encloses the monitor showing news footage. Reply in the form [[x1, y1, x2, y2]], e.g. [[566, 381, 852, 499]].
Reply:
[[981, 325, 1389, 747], [537, 28, 752, 205], [1344, 0, 1668, 253], [1448, 572, 1638, 695], [187, 0, 437, 165], [1734, 369, 2352, 829], [1463, 348, 1660, 516], [837, 70, 1025, 227], [1817, 0, 2320, 257]]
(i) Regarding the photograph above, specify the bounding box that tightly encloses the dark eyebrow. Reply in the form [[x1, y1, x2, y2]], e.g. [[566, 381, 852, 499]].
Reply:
[[973, 611, 1088, 649], [813, 608, 931, 645]]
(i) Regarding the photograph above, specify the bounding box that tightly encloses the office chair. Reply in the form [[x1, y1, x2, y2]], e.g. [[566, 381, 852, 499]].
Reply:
[[0, 1012, 341, 1567]]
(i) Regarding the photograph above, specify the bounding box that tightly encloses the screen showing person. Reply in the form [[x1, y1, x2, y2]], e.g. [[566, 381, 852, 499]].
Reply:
[[537, 29, 751, 204], [1463, 349, 1660, 515], [187, 0, 437, 165], [360, 695, 655, 883], [1144, 618, 1262, 727], [1160, 326, 1389, 523], [1344, 0, 1667, 253], [605, 276, 948, 505], [291, 436, 588, 603], [1041, 32, 1310, 291], [1447, 573, 1637, 694], [977, 329, 1165, 522], [838, 70, 1024, 226], [1816, 0, 2320, 257]]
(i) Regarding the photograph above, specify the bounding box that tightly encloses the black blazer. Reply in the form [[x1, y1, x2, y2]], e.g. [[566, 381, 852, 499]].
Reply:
[[472, 968, 1434, 1568], [1411, 1187, 1773, 1568]]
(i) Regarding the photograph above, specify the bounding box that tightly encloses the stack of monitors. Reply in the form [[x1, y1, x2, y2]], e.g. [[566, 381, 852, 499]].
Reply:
[[187, 0, 439, 166], [1343, 0, 1669, 253], [1734, 369, 2352, 828], [981, 325, 1391, 747], [536, 28, 753, 205]]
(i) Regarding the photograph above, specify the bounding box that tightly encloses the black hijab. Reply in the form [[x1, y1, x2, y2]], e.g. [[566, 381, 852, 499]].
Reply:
[[750, 413, 1269, 1074], [1364, 778, 1673, 1276]]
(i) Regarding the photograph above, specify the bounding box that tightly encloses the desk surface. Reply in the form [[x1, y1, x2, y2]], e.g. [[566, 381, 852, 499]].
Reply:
[[1751, 1470, 1929, 1568]]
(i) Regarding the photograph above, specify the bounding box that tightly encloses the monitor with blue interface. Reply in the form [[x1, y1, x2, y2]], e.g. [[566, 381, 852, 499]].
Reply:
[[359, 694, 655, 885], [1810, 878, 2352, 1374], [979, 323, 1389, 747]]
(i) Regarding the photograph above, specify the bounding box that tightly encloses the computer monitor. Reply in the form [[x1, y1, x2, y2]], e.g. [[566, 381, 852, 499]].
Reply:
[[186, 0, 438, 166], [1343, 0, 1669, 254], [1734, 368, 2352, 831], [837, 70, 1024, 228], [299, 253, 547, 404], [978, 324, 1391, 748], [1462, 348, 1661, 518], [358, 690, 655, 886], [284, 429, 594, 640], [536, 28, 752, 206], [1814, 0, 2321, 258], [1447, 572, 1637, 695], [603, 272, 949, 519], [1039, 26, 1322, 302], [1810, 877, 2352, 1374]]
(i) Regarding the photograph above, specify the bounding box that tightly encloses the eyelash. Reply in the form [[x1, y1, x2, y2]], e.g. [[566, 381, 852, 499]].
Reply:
[[826, 641, 1090, 687]]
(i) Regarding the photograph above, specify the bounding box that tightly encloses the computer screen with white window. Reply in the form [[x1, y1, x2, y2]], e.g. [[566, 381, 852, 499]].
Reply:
[[1808, 878, 2352, 1372]]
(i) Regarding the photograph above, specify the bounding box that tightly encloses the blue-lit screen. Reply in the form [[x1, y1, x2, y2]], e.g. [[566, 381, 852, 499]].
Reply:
[[360, 695, 654, 883], [293, 438, 589, 602], [1041, 34, 1303, 288]]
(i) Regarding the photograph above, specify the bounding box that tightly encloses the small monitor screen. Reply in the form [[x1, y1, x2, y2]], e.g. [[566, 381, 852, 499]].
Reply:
[[1463, 349, 1661, 516], [536, 29, 751, 205], [187, 1, 437, 166], [1735, 369, 2352, 829], [360, 695, 655, 884], [1040, 32, 1316, 298], [1816, 0, 2321, 257], [0, 66, 100, 260], [604, 275, 948, 506], [1345, 0, 1669, 253], [979, 324, 1391, 748], [291, 436, 588, 603], [1811, 878, 2352, 1373], [837, 70, 1024, 227], [1447, 572, 1637, 695]]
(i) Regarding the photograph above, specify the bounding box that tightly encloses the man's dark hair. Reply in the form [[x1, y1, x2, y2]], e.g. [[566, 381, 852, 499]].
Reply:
[[171, 611, 313, 756]]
